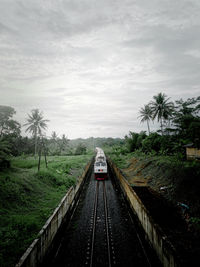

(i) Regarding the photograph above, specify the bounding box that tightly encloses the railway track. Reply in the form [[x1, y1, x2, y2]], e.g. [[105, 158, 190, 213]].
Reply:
[[42, 169, 161, 267], [88, 181, 112, 267]]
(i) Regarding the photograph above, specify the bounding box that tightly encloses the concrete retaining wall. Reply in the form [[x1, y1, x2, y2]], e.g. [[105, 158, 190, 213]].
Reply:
[[16, 160, 92, 267], [108, 159, 178, 267]]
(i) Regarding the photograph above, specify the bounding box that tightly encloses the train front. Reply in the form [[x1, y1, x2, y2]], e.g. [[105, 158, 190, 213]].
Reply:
[[94, 160, 107, 180], [94, 148, 107, 180]]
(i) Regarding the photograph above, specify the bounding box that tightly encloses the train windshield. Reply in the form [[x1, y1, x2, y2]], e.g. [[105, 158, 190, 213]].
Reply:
[[97, 156, 105, 161], [95, 162, 106, 167]]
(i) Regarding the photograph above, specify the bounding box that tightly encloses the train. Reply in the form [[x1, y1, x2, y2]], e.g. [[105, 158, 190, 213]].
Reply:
[[94, 147, 108, 180]]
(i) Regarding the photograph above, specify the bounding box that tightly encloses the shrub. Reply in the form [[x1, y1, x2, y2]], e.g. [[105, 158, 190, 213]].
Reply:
[[0, 139, 11, 170], [141, 133, 162, 153], [75, 143, 87, 155], [35, 170, 76, 189], [125, 131, 147, 152]]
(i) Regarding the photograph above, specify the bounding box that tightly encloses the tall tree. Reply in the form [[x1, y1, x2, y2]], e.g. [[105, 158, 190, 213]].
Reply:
[[57, 134, 69, 155], [51, 131, 58, 141], [138, 104, 152, 134], [172, 97, 200, 146], [0, 106, 21, 137], [150, 93, 174, 135], [24, 109, 49, 157]]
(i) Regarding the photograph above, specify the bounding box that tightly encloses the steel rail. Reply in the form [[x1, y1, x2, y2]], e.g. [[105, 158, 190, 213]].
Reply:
[[103, 181, 112, 267], [90, 181, 99, 267]]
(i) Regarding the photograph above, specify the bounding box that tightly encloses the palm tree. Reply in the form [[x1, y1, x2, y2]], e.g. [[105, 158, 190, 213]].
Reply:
[[150, 93, 174, 135], [51, 131, 58, 141], [24, 109, 49, 157], [138, 104, 153, 135]]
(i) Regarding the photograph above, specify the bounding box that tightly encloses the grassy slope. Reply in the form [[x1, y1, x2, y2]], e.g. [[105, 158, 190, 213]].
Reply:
[[107, 151, 200, 264], [0, 154, 92, 267], [108, 151, 200, 217]]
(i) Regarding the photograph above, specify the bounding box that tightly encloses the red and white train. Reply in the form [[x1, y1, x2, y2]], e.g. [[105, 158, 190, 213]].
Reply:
[[94, 147, 107, 180]]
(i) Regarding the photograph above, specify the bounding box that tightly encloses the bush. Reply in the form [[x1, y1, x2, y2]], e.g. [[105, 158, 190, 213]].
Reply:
[[75, 143, 87, 155], [125, 131, 147, 152], [0, 215, 38, 267], [141, 133, 162, 153], [35, 170, 76, 189], [0, 139, 11, 170], [0, 159, 10, 170]]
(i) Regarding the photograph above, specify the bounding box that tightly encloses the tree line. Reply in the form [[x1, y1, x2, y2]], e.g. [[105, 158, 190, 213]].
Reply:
[[0, 107, 82, 169], [125, 93, 200, 155], [0, 106, 124, 169], [1, 93, 199, 168]]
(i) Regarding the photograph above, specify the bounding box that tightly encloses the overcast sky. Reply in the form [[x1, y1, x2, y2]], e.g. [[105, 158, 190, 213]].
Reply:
[[0, 0, 200, 139]]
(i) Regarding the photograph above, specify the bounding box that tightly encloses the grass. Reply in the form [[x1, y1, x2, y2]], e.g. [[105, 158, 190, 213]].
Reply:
[[108, 149, 200, 172], [0, 154, 93, 267], [107, 149, 200, 222]]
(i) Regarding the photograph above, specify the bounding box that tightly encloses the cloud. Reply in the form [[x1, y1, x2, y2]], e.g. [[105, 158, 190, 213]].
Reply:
[[0, 0, 200, 138]]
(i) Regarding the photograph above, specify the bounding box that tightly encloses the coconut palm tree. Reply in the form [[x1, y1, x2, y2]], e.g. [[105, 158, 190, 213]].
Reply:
[[150, 93, 174, 135], [138, 104, 153, 135], [51, 131, 58, 141], [24, 109, 49, 157]]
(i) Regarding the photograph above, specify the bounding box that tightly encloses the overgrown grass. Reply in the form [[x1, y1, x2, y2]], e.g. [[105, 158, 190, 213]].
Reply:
[[107, 149, 200, 173], [107, 149, 200, 219], [0, 154, 93, 267]]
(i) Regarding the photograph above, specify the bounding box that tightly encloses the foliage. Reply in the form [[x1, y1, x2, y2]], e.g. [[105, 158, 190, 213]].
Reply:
[[131, 94, 200, 156], [0, 106, 21, 138], [109, 145, 129, 156], [0, 106, 21, 160], [190, 217, 200, 231], [172, 97, 200, 147], [35, 170, 76, 188], [48, 133, 69, 155], [125, 131, 147, 152], [75, 143, 87, 155], [24, 109, 49, 156], [0, 139, 11, 170], [138, 104, 153, 134], [150, 92, 174, 135], [141, 132, 162, 153], [24, 109, 49, 137], [0, 154, 92, 267]]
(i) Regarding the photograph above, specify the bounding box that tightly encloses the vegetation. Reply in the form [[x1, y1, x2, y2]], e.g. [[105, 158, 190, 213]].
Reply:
[[0, 106, 21, 138], [125, 94, 200, 154], [0, 92, 199, 266], [138, 104, 152, 134], [24, 109, 49, 157], [150, 92, 174, 135], [106, 93, 200, 236], [0, 139, 11, 170], [107, 149, 200, 212], [0, 94, 199, 161], [75, 143, 87, 155], [0, 154, 92, 267]]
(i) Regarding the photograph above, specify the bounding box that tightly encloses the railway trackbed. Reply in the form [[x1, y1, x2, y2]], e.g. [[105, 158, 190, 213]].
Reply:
[[42, 168, 161, 267], [89, 181, 112, 266]]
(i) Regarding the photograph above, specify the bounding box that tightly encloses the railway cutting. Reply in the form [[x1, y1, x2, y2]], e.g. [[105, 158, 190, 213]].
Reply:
[[42, 148, 161, 267]]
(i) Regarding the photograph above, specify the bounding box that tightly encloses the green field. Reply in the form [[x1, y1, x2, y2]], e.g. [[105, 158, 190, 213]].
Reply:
[[0, 154, 93, 267]]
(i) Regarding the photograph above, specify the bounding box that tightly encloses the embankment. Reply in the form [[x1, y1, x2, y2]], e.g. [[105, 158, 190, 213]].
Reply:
[[108, 155, 200, 266]]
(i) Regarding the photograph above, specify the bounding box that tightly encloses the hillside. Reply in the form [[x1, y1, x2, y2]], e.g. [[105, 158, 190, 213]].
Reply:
[[110, 153, 200, 216], [125, 157, 200, 216], [0, 155, 92, 267], [108, 152, 200, 265]]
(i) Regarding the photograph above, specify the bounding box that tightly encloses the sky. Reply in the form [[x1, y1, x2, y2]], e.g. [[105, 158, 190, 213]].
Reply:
[[0, 0, 200, 139]]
